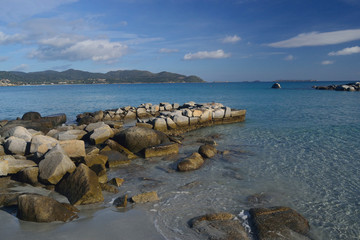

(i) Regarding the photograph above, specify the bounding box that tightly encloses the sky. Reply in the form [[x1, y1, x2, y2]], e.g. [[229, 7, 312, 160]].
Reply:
[[1, 0, 360, 82]]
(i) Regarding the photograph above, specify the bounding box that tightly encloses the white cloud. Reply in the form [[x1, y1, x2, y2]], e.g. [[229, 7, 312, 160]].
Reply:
[[184, 49, 231, 60], [12, 64, 29, 71], [269, 29, 360, 48], [0, 32, 25, 45], [222, 35, 241, 43], [39, 36, 81, 47], [328, 46, 360, 56], [30, 39, 128, 62], [159, 48, 179, 53], [321, 60, 334, 65], [284, 54, 294, 61]]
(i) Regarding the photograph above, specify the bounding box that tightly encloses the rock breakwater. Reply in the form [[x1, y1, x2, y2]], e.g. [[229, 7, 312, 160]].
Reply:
[[313, 82, 360, 91], [76, 101, 246, 135]]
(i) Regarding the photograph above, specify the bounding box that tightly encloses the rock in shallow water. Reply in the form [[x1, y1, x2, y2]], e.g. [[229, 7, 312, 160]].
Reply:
[[177, 152, 204, 171], [17, 194, 78, 222], [131, 191, 159, 203], [190, 212, 250, 240], [249, 206, 310, 240], [198, 144, 217, 158]]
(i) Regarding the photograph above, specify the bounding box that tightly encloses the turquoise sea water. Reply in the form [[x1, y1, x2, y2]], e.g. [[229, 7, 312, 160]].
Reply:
[[0, 82, 359, 239]]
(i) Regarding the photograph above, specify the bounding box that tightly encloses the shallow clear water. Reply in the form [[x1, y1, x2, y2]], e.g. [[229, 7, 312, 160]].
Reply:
[[0, 82, 359, 239]]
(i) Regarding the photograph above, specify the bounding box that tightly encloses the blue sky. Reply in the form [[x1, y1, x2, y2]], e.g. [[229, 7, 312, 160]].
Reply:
[[1, 0, 360, 81]]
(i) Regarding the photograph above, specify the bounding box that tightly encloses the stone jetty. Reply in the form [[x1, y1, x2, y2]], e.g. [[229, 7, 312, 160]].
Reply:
[[76, 101, 246, 135], [313, 82, 360, 91], [0, 101, 312, 240]]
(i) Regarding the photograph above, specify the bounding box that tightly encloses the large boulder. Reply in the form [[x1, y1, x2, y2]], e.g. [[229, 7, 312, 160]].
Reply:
[[2, 126, 32, 142], [173, 115, 189, 127], [85, 122, 107, 133], [82, 154, 107, 183], [59, 140, 86, 159], [14, 167, 39, 186], [4, 136, 27, 155], [249, 206, 310, 240], [177, 152, 204, 171], [41, 113, 67, 127], [38, 146, 76, 184], [89, 125, 114, 145], [22, 112, 42, 121], [213, 109, 225, 119], [6, 156, 37, 174], [54, 129, 87, 140], [17, 194, 78, 222], [56, 163, 104, 205], [30, 135, 58, 158], [190, 212, 250, 240], [0, 158, 9, 176], [113, 126, 170, 153], [153, 118, 167, 132]]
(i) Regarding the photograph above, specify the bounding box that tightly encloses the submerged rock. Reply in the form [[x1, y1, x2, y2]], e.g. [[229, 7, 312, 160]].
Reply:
[[131, 191, 159, 203], [177, 152, 204, 171], [249, 206, 310, 240], [190, 212, 250, 240], [17, 194, 78, 222]]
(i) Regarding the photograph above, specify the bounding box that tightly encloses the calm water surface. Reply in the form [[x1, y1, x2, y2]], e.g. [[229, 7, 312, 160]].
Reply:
[[0, 82, 359, 240]]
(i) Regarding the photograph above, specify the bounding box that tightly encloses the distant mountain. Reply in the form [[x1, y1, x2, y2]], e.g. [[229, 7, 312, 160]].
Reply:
[[0, 69, 205, 85]]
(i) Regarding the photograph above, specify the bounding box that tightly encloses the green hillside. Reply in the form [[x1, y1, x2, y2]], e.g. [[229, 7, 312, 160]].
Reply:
[[0, 69, 205, 85]]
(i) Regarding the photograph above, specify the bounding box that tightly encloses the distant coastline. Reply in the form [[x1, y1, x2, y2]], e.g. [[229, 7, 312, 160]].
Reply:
[[0, 69, 205, 86]]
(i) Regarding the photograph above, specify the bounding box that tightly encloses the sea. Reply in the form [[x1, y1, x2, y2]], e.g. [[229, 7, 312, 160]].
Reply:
[[0, 82, 359, 240]]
